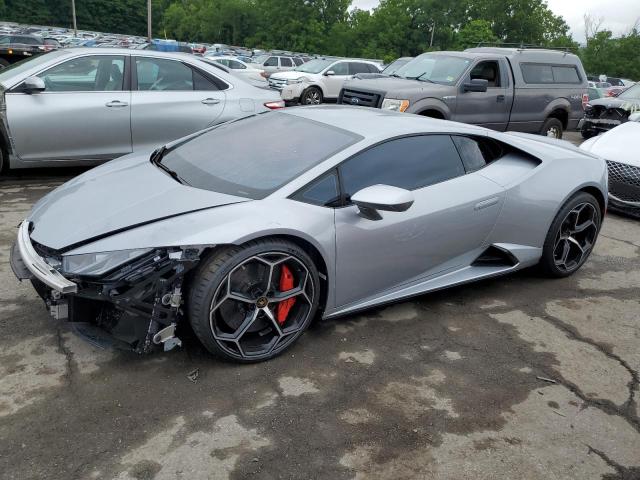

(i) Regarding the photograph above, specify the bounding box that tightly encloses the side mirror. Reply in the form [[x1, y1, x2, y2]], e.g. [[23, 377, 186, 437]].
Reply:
[[351, 184, 414, 221], [22, 76, 46, 94], [324, 70, 335, 76], [463, 78, 488, 93]]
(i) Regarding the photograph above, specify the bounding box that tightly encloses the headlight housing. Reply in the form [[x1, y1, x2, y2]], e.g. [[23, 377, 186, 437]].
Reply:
[[286, 78, 304, 85], [62, 249, 153, 277], [381, 98, 410, 112]]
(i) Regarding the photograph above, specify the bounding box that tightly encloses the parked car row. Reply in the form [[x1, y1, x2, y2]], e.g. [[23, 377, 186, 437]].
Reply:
[[0, 48, 284, 172]]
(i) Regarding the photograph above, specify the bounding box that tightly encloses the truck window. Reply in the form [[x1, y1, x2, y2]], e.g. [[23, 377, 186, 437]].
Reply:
[[521, 63, 581, 84], [470, 61, 500, 88]]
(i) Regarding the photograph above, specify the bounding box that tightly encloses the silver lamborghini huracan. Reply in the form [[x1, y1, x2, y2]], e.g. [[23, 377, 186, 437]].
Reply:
[[11, 106, 608, 362]]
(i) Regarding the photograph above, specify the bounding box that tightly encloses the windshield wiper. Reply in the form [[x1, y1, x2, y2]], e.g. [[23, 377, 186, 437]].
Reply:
[[150, 146, 188, 185], [415, 75, 434, 83]]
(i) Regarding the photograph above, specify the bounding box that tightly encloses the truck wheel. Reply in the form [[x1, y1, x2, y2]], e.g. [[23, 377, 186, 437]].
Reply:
[[0, 148, 5, 174], [541, 118, 563, 139]]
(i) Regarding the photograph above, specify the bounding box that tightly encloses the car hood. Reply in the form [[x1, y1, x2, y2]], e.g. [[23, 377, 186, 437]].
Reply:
[[28, 153, 251, 250], [270, 70, 319, 81], [579, 122, 640, 167], [589, 97, 640, 110], [344, 77, 451, 97]]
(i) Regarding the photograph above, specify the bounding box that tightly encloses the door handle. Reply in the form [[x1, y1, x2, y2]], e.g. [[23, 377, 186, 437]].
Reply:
[[105, 100, 128, 108], [201, 98, 221, 105], [475, 197, 500, 211], [496, 95, 505, 103]]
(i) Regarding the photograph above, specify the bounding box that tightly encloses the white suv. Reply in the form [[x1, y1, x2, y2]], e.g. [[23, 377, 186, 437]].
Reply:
[[268, 58, 381, 105]]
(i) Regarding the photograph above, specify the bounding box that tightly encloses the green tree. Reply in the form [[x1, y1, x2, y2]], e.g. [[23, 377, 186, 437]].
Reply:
[[455, 19, 497, 49]]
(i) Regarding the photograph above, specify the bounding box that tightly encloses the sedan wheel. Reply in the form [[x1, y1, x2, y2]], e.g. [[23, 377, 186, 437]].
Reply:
[[540, 192, 601, 277], [189, 240, 320, 362]]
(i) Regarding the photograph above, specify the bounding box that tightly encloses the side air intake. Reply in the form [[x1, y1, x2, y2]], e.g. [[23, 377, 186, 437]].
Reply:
[[472, 246, 518, 267]]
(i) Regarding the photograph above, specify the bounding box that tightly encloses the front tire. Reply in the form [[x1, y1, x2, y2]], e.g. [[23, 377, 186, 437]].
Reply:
[[539, 192, 601, 277], [301, 87, 323, 105], [188, 239, 320, 363], [541, 117, 564, 139]]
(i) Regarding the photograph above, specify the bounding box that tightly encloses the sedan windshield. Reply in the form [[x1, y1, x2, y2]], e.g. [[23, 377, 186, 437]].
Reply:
[[294, 59, 334, 74], [394, 54, 471, 85], [619, 84, 640, 100], [160, 113, 362, 199]]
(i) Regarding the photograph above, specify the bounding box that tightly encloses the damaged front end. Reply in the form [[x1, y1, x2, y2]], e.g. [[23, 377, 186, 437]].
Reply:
[[11, 221, 202, 354]]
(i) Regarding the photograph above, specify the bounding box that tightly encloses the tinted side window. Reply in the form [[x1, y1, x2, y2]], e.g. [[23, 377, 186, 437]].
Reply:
[[264, 56, 278, 67], [192, 68, 222, 91], [293, 57, 303, 66], [280, 57, 293, 67], [136, 58, 193, 91], [452, 136, 504, 173], [38, 55, 125, 92], [349, 62, 370, 75], [367, 63, 380, 73], [293, 172, 340, 206], [470, 60, 501, 87], [340, 135, 465, 198], [552, 66, 581, 84], [331, 62, 349, 75], [521, 63, 581, 84]]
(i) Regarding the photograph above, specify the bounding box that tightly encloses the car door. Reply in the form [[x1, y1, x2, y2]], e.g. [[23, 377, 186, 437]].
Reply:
[[333, 135, 505, 307], [323, 61, 351, 98], [5, 54, 132, 162], [454, 59, 512, 131], [130, 56, 226, 152]]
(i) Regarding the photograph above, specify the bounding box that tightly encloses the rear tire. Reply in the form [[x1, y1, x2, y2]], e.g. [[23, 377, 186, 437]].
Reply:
[[541, 117, 564, 139], [188, 239, 320, 363], [539, 192, 601, 278], [0, 148, 6, 175]]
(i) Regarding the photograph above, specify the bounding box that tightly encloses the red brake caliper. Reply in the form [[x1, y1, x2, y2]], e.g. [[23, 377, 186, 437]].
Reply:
[[276, 264, 296, 325]]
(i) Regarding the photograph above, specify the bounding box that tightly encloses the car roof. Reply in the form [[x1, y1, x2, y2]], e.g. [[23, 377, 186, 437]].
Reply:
[[280, 105, 487, 139], [61, 47, 197, 60]]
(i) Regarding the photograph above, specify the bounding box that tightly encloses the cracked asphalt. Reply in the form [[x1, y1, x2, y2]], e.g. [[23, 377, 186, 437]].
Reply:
[[1, 134, 639, 480]]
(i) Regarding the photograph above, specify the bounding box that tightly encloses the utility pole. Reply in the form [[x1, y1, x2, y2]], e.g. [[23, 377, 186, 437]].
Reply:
[[71, 0, 77, 36], [429, 20, 436, 48], [147, 0, 152, 42]]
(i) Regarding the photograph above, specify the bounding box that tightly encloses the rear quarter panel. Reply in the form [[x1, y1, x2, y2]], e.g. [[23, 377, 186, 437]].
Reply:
[[482, 132, 607, 248]]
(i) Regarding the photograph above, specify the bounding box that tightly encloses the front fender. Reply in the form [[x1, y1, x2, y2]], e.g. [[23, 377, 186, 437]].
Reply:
[[407, 97, 452, 118]]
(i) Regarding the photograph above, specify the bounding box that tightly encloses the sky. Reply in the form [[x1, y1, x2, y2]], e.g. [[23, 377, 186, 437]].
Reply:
[[351, 0, 640, 42]]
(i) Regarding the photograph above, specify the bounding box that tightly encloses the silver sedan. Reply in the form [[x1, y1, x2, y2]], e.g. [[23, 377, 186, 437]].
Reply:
[[0, 48, 284, 172]]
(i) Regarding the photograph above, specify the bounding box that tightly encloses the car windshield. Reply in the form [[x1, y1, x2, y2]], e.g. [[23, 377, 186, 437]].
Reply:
[[382, 58, 411, 75], [160, 112, 362, 199], [0, 50, 67, 87], [394, 54, 471, 85], [294, 59, 333, 73], [254, 54, 269, 64], [618, 84, 640, 100]]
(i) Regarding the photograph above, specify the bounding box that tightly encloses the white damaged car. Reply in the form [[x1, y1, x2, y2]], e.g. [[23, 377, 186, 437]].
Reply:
[[580, 113, 640, 217]]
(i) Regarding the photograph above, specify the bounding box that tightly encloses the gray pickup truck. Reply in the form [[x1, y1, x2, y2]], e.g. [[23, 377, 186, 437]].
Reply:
[[338, 47, 588, 139]]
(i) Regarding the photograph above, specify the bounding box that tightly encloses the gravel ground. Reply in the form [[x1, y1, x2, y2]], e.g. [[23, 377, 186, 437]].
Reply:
[[1, 130, 639, 480]]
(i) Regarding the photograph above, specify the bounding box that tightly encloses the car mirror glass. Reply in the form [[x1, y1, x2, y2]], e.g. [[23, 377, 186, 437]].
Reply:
[[351, 184, 414, 221]]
